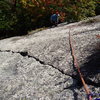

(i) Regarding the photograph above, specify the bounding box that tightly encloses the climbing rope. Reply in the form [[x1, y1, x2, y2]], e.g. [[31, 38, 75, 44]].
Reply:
[[68, 30, 92, 100]]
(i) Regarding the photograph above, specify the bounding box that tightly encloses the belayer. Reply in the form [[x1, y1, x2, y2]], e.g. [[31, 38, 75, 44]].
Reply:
[[50, 12, 60, 26]]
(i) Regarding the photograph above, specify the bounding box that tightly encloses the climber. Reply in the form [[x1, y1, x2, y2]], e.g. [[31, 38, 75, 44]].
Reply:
[[50, 11, 60, 26]]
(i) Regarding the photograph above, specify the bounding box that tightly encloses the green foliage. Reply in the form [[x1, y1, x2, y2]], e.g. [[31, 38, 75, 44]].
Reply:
[[94, 0, 100, 15], [0, 0, 32, 37], [0, 0, 99, 38], [0, 0, 16, 30], [63, 0, 96, 22]]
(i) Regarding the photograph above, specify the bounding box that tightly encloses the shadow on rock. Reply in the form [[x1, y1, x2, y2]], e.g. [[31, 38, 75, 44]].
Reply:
[[72, 50, 100, 88], [81, 50, 100, 87]]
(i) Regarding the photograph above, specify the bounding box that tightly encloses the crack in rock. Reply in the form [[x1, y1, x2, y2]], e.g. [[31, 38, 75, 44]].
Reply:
[[0, 50, 99, 88], [0, 50, 72, 78]]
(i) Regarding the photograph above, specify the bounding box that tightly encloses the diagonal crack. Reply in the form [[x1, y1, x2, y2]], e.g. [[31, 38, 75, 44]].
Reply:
[[1, 49, 99, 87], [0, 49, 80, 100], [0, 50, 73, 78]]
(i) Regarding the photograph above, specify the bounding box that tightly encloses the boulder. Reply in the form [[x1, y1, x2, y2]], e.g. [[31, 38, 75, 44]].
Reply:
[[0, 15, 100, 100]]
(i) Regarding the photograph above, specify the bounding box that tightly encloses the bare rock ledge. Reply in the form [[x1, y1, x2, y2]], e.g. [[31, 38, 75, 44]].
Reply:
[[0, 15, 100, 100]]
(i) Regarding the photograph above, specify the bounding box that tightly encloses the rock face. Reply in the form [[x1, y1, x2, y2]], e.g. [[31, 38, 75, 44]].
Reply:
[[0, 16, 100, 100]]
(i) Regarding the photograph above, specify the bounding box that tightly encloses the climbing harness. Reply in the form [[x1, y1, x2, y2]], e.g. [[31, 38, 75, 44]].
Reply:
[[68, 30, 93, 100], [88, 93, 100, 100]]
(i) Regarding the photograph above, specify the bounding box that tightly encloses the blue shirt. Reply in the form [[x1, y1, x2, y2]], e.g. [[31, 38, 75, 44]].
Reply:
[[50, 14, 58, 22]]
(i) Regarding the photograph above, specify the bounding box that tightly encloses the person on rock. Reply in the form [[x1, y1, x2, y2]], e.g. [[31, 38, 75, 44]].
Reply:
[[50, 11, 60, 26]]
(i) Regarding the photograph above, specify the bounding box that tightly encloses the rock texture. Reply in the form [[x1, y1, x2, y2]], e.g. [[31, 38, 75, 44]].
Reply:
[[0, 16, 100, 100]]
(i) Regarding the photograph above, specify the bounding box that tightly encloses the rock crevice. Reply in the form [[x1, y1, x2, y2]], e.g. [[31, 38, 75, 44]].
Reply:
[[0, 50, 72, 77]]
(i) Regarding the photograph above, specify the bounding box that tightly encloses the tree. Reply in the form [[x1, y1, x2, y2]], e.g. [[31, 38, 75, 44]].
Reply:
[[63, 0, 96, 22], [0, 0, 98, 39]]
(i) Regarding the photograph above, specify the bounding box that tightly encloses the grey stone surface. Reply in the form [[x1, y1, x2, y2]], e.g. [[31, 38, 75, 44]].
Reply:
[[0, 15, 100, 100], [0, 52, 74, 100]]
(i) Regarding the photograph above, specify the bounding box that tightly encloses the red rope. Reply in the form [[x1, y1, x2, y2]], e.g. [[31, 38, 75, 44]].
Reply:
[[69, 31, 92, 100]]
